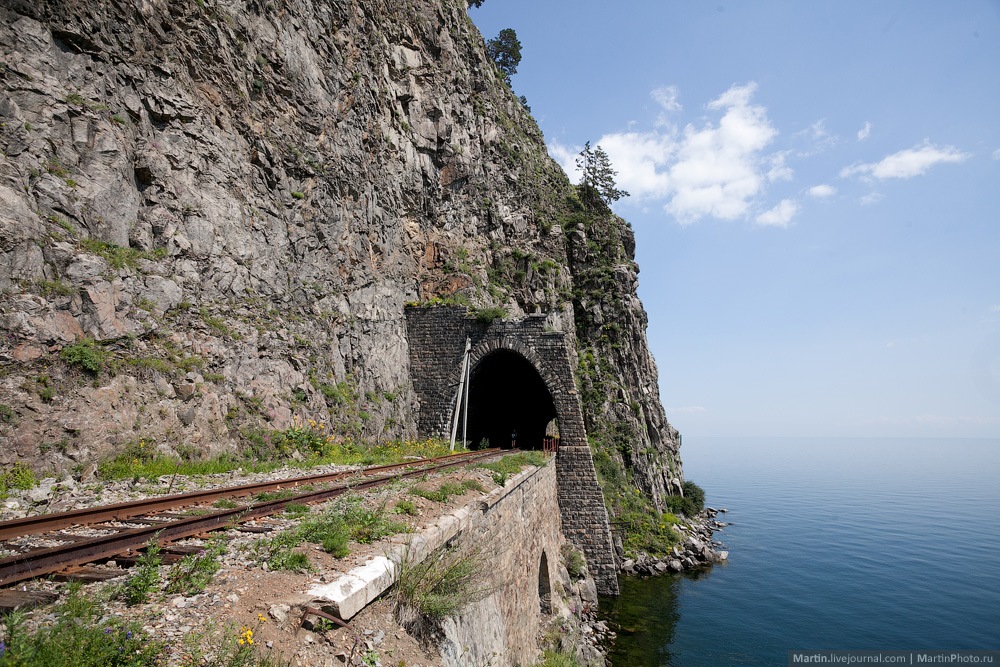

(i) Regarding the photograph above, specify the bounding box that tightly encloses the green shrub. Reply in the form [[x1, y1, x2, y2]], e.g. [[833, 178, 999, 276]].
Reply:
[[0, 463, 37, 499], [473, 306, 507, 324], [0, 583, 164, 666], [394, 499, 417, 515], [253, 489, 295, 503], [0, 403, 14, 424], [79, 238, 164, 270], [533, 650, 580, 667], [318, 381, 357, 407], [342, 502, 407, 544], [395, 543, 494, 621], [618, 509, 680, 558], [283, 503, 310, 518], [561, 543, 586, 581], [665, 480, 705, 518], [261, 531, 314, 571], [35, 279, 75, 297], [60, 338, 108, 375]]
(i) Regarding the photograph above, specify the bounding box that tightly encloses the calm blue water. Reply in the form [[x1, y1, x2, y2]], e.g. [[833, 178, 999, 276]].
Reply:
[[601, 437, 1000, 666]]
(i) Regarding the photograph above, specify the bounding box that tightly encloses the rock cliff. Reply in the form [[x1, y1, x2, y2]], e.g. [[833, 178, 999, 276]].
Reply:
[[0, 0, 682, 543]]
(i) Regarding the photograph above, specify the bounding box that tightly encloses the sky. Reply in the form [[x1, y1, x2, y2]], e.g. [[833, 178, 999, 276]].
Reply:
[[470, 1, 1000, 439]]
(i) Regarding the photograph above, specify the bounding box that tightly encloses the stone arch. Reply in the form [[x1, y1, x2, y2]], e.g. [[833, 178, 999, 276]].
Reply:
[[404, 306, 620, 596], [458, 339, 559, 450]]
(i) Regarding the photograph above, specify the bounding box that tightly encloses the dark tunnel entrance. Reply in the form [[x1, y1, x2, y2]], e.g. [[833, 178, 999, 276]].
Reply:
[[465, 350, 557, 450]]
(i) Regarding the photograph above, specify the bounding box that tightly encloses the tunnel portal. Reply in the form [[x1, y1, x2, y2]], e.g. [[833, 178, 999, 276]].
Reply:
[[466, 350, 557, 450], [405, 305, 620, 595]]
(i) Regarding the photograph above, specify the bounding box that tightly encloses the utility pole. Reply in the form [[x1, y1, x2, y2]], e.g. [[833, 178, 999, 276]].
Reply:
[[462, 340, 470, 449], [449, 337, 471, 451]]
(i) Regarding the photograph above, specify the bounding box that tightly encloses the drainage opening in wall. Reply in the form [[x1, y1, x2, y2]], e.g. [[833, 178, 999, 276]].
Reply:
[[465, 350, 557, 450], [538, 550, 552, 615]]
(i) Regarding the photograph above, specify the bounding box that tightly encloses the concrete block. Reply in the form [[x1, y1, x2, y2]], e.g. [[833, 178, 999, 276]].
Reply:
[[307, 556, 396, 620]]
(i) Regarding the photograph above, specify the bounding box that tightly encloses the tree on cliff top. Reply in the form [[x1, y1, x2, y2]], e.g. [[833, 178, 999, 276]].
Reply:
[[486, 28, 522, 85], [576, 141, 629, 210]]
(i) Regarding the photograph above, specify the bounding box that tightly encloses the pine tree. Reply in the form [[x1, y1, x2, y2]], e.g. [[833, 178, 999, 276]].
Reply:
[[486, 28, 522, 85], [576, 141, 629, 209]]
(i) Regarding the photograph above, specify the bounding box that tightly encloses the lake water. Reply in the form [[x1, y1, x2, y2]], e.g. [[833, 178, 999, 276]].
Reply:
[[600, 437, 1000, 666]]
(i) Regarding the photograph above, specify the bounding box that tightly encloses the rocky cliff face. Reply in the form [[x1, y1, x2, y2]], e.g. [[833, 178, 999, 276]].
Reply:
[[0, 0, 681, 524]]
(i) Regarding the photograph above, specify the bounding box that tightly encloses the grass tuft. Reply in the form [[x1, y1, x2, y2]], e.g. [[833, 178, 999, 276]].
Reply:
[[410, 478, 485, 503], [395, 542, 495, 626]]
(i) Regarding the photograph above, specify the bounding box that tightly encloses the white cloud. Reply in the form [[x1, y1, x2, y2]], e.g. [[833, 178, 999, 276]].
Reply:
[[755, 199, 799, 227], [547, 140, 581, 181], [857, 121, 872, 141], [840, 141, 971, 180], [596, 132, 676, 200], [591, 82, 780, 224], [651, 85, 682, 114], [548, 83, 794, 225], [794, 119, 838, 155], [766, 152, 794, 182], [807, 184, 836, 198], [860, 192, 883, 206], [805, 120, 829, 141], [993, 148, 1000, 160]]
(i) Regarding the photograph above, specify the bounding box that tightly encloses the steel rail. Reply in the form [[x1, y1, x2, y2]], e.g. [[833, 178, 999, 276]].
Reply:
[[0, 449, 505, 587], [0, 449, 497, 542]]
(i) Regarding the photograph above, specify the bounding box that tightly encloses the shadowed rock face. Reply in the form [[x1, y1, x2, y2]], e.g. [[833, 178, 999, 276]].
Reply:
[[0, 0, 682, 520]]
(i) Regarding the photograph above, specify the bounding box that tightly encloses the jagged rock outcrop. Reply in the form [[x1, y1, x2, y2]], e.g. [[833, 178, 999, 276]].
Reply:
[[0, 0, 681, 547]]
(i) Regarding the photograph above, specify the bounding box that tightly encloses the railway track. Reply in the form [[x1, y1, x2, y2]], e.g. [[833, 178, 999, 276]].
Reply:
[[0, 448, 505, 590]]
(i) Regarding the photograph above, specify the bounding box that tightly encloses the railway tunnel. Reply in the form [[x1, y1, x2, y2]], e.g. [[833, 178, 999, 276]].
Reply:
[[465, 349, 557, 450], [404, 305, 619, 595]]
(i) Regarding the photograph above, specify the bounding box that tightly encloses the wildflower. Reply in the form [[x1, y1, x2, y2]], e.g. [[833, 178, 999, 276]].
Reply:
[[1, 640, 7, 658], [237, 626, 254, 646], [257, 613, 267, 623]]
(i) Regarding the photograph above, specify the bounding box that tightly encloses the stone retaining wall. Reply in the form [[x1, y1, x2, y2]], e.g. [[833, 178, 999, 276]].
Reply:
[[309, 460, 575, 667]]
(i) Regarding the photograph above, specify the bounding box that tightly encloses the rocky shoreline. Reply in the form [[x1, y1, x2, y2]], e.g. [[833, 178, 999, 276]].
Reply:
[[620, 507, 731, 578]]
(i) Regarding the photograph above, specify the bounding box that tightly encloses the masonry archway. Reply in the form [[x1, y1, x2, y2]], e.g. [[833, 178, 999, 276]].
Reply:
[[465, 349, 557, 450], [405, 306, 620, 595]]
